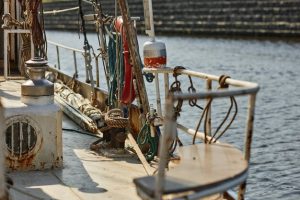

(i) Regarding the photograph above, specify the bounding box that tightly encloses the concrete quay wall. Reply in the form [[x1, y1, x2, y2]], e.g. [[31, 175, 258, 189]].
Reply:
[[43, 0, 300, 37]]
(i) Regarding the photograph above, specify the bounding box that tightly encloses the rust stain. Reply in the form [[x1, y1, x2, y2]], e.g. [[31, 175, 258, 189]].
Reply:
[[6, 135, 44, 171], [6, 153, 35, 171], [40, 162, 46, 170]]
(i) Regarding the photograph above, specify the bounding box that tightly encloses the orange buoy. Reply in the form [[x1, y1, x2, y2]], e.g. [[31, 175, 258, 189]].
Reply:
[[114, 16, 136, 105]]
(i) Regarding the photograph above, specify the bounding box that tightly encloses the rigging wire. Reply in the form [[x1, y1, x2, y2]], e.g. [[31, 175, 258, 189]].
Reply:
[[78, 0, 96, 88]]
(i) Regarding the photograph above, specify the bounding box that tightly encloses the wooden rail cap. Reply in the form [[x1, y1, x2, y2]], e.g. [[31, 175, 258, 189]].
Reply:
[[134, 143, 248, 198]]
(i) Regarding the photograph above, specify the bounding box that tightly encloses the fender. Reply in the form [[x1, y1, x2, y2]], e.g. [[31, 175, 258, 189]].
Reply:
[[115, 17, 136, 105]]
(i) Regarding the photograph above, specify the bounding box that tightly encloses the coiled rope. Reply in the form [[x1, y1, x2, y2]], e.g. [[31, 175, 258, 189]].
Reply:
[[104, 108, 128, 128]]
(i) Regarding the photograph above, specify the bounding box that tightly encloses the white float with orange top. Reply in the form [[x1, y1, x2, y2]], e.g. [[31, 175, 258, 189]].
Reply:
[[143, 0, 167, 68], [143, 40, 167, 68]]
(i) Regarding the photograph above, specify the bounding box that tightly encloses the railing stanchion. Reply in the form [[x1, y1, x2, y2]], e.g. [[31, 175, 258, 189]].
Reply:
[[56, 46, 60, 70], [73, 51, 78, 78], [155, 72, 162, 117], [95, 55, 100, 88], [206, 79, 212, 136]]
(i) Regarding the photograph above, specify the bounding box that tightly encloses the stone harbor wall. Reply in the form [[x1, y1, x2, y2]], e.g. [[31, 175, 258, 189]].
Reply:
[[43, 0, 300, 37]]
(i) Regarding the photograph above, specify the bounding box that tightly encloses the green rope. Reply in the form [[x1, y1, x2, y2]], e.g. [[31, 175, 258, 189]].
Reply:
[[107, 25, 124, 107], [137, 123, 159, 162]]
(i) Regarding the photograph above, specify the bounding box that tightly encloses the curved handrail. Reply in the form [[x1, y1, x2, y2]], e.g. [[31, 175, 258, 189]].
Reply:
[[143, 67, 258, 89]]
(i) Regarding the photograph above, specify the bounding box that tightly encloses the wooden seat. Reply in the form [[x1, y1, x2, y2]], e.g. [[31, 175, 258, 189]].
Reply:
[[134, 143, 248, 199]]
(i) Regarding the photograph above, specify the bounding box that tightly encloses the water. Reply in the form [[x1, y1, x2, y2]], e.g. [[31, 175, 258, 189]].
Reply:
[[46, 30, 300, 199]]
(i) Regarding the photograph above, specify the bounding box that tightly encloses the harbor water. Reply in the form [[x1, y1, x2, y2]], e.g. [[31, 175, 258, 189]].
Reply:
[[46, 30, 300, 200]]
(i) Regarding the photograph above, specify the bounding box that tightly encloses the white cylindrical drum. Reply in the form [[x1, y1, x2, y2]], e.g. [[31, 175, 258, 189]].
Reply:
[[143, 40, 167, 68]]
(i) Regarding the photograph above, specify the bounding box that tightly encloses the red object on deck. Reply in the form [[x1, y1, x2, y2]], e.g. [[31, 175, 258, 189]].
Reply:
[[115, 17, 136, 105]]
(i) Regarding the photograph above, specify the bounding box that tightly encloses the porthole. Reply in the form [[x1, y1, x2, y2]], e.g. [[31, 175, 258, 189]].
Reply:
[[4, 115, 42, 159], [5, 121, 37, 156]]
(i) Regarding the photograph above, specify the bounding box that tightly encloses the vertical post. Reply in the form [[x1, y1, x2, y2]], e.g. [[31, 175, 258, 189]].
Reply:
[[4, 31, 8, 79], [164, 73, 170, 117], [95, 55, 100, 87], [3, 0, 9, 79], [155, 95, 177, 199], [154, 72, 162, 117], [0, 102, 7, 199], [83, 51, 90, 83], [238, 93, 257, 200], [96, 3, 110, 88], [56, 46, 60, 70], [73, 51, 78, 78], [30, 32, 34, 58], [206, 79, 212, 136], [143, 0, 155, 40], [118, 0, 150, 117]]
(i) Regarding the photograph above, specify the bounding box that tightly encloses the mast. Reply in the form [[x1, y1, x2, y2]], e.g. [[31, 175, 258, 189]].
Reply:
[[118, 0, 150, 116], [143, 0, 155, 41]]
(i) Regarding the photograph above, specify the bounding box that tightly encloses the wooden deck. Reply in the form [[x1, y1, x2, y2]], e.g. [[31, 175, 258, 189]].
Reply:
[[1, 80, 146, 200]]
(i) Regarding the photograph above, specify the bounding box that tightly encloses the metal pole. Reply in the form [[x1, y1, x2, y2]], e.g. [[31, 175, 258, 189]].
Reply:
[[155, 96, 176, 199], [4, 31, 8, 79], [95, 54, 100, 87], [95, 2, 110, 88], [73, 51, 78, 78], [154, 72, 162, 117], [143, 0, 155, 40], [3, 0, 9, 79], [118, 0, 150, 117], [83, 51, 90, 83], [163, 73, 169, 118], [206, 79, 212, 136], [148, 0, 155, 40], [56, 46, 60, 70], [0, 103, 7, 198], [238, 93, 257, 200]]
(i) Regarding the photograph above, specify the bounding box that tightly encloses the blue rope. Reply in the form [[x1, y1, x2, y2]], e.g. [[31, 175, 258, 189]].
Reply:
[[107, 25, 124, 107]]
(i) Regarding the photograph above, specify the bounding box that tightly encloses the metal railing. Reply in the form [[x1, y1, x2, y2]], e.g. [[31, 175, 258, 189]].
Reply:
[[142, 67, 259, 200], [47, 40, 83, 79], [143, 67, 259, 141]]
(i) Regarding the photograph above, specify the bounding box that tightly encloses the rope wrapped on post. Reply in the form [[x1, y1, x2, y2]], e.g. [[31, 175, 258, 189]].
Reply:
[[104, 108, 128, 128]]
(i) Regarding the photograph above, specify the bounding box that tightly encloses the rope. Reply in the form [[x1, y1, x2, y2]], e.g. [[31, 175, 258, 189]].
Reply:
[[39, 2, 47, 59], [29, 0, 46, 57], [187, 75, 203, 110], [104, 108, 128, 128], [209, 97, 238, 143], [169, 66, 186, 119], [78, 0, 95, 86], [193, 75, 238, 144], [193, 99, 212, 144], [107, 23, 124, 107], [1, 13, 23, 28], [62, 128, 102, 138], [137, 123, 159, 162]]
